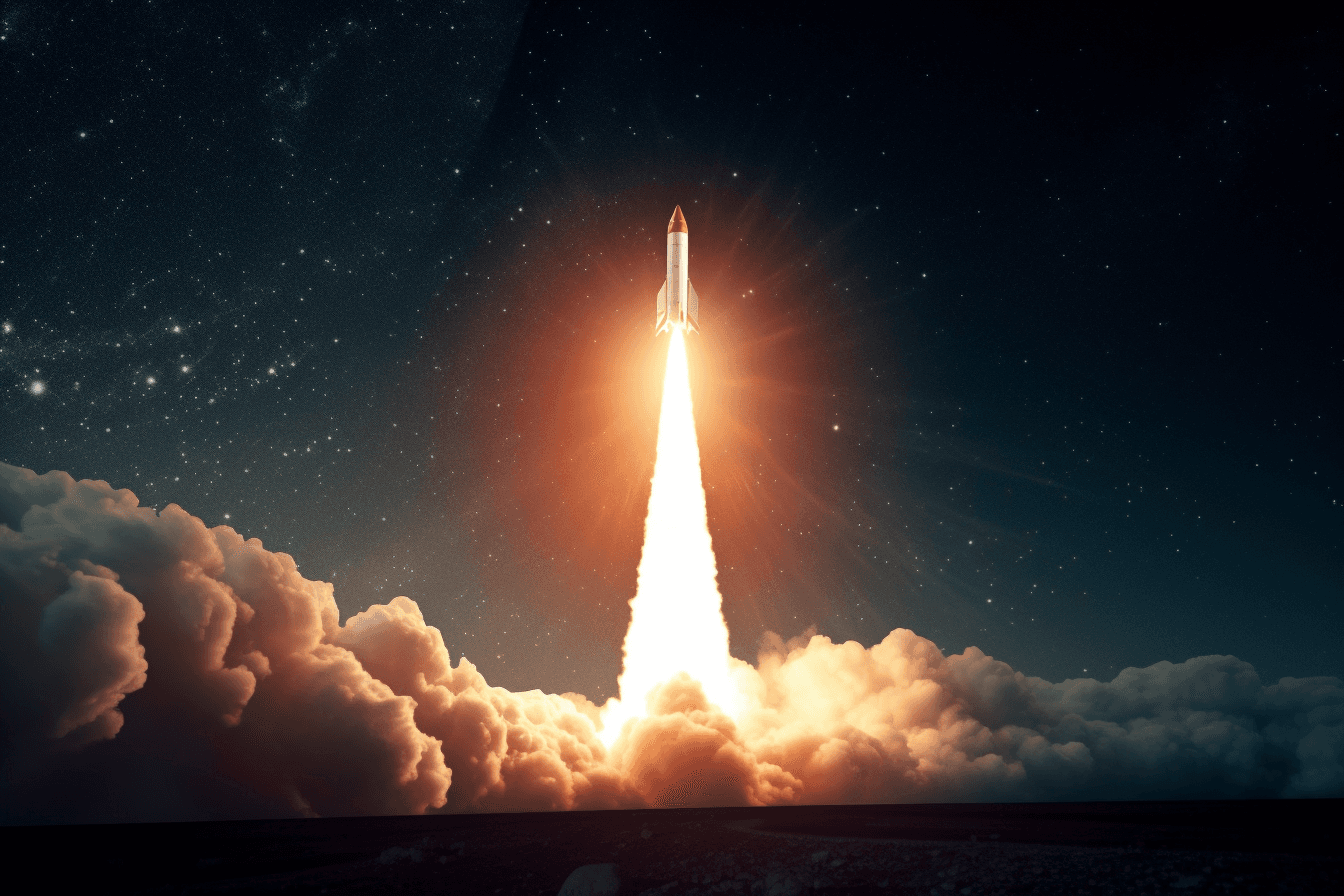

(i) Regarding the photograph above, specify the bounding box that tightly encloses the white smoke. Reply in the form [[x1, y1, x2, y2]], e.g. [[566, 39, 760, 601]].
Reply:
[[0, 462, 1339, 822]]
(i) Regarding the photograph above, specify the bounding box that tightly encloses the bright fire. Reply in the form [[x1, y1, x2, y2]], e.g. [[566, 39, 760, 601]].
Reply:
[[600, 327, 738, 744]]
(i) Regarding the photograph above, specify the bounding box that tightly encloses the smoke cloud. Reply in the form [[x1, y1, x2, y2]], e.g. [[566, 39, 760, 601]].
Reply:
[[1, 462, 1339, 822]]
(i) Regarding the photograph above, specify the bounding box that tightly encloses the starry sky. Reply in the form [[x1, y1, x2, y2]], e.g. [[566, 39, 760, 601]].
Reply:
[[2, 2, 1339, 702]]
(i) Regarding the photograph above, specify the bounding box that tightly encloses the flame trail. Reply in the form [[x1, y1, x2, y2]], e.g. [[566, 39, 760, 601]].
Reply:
[[601, 327, 737, 743]]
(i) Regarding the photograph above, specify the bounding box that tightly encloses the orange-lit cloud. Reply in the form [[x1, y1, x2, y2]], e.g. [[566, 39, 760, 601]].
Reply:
[[2, 460, 1340, 823]]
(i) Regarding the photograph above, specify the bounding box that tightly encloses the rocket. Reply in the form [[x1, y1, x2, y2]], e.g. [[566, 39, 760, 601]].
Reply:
[[655, 205, 700, 334]]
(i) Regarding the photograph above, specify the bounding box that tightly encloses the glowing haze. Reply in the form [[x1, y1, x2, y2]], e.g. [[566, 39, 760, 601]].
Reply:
[[601, 327, 738, 744]]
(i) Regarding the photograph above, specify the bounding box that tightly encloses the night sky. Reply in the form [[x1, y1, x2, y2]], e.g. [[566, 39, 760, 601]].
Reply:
[[3, 2, 1339, 706]]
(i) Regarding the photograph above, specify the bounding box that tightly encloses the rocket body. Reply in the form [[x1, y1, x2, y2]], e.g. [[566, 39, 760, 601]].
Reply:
[[656, 206, 699, 334]]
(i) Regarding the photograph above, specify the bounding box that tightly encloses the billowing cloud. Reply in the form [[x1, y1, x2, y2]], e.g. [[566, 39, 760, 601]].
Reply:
[[0, 462, 1339, 822], [0, 464, 448, 821]]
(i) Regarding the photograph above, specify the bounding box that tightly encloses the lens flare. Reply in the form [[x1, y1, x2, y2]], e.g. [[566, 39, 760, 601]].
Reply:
[[601, 327, 738, 744]]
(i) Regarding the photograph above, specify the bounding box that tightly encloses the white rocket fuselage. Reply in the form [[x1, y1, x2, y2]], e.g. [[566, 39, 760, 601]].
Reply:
[[667, 229, 688, 329], [656, 205, 699, 334]]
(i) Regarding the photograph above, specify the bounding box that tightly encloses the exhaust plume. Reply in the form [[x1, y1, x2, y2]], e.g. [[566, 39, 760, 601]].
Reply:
[[601, 327, 738, 743]]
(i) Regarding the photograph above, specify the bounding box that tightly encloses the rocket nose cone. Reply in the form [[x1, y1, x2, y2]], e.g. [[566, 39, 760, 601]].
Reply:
[[668, 205, 688, 234]]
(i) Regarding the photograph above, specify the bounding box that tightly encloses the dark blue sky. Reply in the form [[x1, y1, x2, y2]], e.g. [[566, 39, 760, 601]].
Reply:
[[2, 2, 1339, 700]]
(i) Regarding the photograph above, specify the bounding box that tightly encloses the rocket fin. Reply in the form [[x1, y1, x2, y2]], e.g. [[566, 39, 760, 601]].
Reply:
[[687, 280, 700, 333], [656, 280, 667, 331]]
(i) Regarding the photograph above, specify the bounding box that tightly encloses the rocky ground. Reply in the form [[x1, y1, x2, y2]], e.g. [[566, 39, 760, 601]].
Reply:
[[11, 801, 1337, 894]]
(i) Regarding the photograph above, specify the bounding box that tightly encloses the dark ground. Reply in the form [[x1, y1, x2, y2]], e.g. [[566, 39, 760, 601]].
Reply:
[[10, 800, 1339, 894]]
